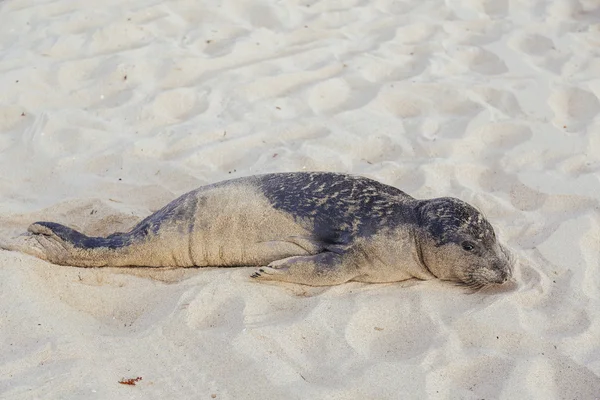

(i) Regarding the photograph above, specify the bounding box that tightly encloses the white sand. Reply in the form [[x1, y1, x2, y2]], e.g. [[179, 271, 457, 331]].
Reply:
[[1, 0, 600, 398]]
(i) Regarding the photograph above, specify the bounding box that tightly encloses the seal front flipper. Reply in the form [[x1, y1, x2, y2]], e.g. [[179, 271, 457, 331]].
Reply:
[[250, 251, 359, 286]]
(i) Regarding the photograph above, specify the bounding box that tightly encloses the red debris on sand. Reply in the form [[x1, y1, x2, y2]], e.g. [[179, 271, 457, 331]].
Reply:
[[119, 377, 142, 386]]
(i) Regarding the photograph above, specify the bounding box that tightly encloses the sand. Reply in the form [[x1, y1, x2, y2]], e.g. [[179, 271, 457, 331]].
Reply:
[[1, 0, 600, 398]]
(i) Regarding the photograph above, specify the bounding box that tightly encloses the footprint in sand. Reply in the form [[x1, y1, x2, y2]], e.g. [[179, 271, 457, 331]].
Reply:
[[548, 87, 600, 128], [471, 87, 524, 117], [442, 20, 507, 47], [471, 0, 509, 18], [370, 87, 428, 118], [446, 0, 508, 19], [393, 22, 437, 45], [509, 33, 569, 73], [88, 21, 153, 55], [0, 105, 30, 134], [467, 123, 533, 156], [150, 88, 210, 122], [307, 77, 377, 115], [453, 46, 508, 75], [510, 33, 555, 57]]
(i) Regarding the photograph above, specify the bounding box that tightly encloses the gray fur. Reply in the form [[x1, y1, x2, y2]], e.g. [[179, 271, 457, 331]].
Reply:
[[2, 172, 513, 287]]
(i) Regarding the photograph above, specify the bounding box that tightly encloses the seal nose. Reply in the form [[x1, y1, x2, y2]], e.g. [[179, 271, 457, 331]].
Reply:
[[493, 261, 510, 284], [499, 266, 512, 283]]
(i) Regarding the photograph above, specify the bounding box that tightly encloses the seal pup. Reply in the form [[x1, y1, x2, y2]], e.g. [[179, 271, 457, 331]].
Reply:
[[3, 172, 512, 288]]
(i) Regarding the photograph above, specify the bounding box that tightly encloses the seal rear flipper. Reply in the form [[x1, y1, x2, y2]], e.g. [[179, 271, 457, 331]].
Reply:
[[250, 251, 358, 286], [29, 222, 90, 246], [0, 233, 50, 261], [29, 222, 131, 250], [24, 221, 135, 267]]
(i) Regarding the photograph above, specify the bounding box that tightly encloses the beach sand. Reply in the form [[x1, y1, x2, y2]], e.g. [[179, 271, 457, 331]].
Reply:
[[1, 0, 599, 398]]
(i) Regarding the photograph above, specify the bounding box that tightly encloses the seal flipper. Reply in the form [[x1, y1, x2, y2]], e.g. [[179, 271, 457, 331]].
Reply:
[[29, 222, 131, 249], [23, 222, 134, 267], [251, 251, 359, 286]]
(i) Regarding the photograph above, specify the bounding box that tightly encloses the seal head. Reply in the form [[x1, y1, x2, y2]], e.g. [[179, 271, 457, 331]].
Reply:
[[416, 197, 512, 290]]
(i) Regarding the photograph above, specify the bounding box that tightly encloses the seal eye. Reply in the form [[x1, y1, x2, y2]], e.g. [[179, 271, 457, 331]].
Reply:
[[461, 241, 475, 252]]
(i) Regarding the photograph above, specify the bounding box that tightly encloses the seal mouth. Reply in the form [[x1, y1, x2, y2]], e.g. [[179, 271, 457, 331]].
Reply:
[[456, 276, 489, 291], [456, 263, 511, 291]]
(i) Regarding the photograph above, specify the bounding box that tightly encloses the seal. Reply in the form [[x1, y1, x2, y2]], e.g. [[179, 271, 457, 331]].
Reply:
[[3, 172, 512, 288]]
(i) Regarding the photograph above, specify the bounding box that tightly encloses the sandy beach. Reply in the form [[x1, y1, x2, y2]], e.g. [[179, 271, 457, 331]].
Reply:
[[1, 0, 600, 398]]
